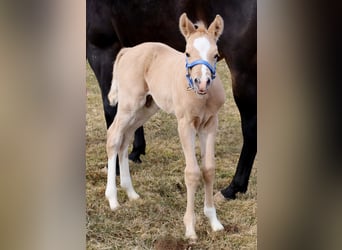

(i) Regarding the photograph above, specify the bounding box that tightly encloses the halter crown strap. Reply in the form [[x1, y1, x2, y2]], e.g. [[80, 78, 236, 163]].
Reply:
[[185, 57, 217, 90]]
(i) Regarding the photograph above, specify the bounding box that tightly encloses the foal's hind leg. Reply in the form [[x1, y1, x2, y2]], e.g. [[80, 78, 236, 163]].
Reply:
[[118, 132, 140, 201], [199, 117, 224, 232], [105, 111, 137, 210], [107, 98, 159, 207], [119, 101, 159, 201], [105, 118, 124, 210]]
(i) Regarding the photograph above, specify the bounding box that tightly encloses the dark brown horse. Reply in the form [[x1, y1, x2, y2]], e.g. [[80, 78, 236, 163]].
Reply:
[[86, 0, 256, 200]]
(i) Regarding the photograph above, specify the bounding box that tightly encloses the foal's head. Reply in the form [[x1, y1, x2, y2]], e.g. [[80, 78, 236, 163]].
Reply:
[[179, 13, 224, 95]]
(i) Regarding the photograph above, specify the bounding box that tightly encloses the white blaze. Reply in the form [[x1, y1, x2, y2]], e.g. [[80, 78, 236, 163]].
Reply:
[[193, 37, 211, 81]]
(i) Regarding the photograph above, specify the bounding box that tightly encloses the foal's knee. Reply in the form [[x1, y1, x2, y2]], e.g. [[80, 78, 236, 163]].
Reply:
[[184, 168, 201, 187], [202, 166, 215, 183]]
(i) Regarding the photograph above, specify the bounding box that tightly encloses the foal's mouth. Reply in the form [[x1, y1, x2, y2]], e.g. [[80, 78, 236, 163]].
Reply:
[[196, 90, 208, 95]]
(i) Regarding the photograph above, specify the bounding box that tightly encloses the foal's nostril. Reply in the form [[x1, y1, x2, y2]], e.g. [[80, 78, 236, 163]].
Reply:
[[206, 78, 211, 86]]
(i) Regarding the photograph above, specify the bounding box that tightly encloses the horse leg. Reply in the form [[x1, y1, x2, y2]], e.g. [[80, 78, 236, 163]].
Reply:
[[199, 117, 224, 231], [86, 40, 120, 128], [129, 126, 145, 163], [178, 119, 200, 240], [115, 96, 159, 203], [105, 154, 119, 210], [118, 132, 140, 201], [105, 108, 139, 210], [105, 118, 123, 210], [221, 68, 257, 199], [221, 113, 256, 199]]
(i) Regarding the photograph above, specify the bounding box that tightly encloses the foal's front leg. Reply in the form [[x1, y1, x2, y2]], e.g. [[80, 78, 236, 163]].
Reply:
[[199, 118, 224, 232], [178, 119, 201, 240]]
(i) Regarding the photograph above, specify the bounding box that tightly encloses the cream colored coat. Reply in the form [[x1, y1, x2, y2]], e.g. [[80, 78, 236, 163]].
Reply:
[[105, 13, 225, 240]]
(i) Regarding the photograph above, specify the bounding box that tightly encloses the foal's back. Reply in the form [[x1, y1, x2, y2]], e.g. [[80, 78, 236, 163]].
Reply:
[[115, 42, 183, 113], [115, 42, 225, 118]]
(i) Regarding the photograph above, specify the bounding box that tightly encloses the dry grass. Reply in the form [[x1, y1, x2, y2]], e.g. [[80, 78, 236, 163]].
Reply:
[[86, 61, 257, 249]]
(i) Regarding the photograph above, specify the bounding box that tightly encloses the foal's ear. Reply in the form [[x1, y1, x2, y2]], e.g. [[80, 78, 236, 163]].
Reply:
[[179, 13, 196, 39], [208, 15, 224, 41]]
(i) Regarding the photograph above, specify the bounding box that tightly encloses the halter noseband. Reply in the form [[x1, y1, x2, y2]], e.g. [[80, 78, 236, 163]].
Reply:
[[185, 57, 217, 90]]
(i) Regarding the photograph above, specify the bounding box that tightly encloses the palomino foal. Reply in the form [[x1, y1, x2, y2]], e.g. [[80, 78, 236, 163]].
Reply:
[[105, 13, 225, 240]]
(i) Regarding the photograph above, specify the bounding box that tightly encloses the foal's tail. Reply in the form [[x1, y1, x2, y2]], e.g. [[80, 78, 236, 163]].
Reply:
[[108, 48, 127, 106]]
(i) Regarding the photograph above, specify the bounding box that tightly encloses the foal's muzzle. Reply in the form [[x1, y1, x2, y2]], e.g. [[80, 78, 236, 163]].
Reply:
[[194, 77, 212, 95], [185, 58, 217, 94]]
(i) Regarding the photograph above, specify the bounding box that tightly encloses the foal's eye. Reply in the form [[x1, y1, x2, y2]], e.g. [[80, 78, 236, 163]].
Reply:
[[214, 54, 219, 60], [185, 52, 190, 57]]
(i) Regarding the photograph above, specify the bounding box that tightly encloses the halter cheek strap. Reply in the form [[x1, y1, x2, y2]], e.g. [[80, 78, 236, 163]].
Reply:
[[185, 57, 217, 90]]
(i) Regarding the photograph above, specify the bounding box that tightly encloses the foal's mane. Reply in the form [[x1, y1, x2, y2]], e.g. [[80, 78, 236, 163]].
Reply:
[[194, 21, 208, 34]]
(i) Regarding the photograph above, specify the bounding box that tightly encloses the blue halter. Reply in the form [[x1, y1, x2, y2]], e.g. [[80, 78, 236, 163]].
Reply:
[[185, 57, 217, 90]]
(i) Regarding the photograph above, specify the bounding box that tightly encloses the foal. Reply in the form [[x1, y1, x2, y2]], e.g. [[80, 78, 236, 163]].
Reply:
[[105, 13, 225, 240]]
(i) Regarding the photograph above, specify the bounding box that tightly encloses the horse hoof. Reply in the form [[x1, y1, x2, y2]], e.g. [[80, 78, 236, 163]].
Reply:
[[108, 200, 120, 211], [134, 157, 142, 164], [128, 192, 140, 201], [188, 237, 197, 245], [214, 191, 228, 203], [220, 186, 238, 200], [129, 153, 142, 163], [109, 204, 120, 211], [212, 221, 224, 232], [185, 233, 198, 242]]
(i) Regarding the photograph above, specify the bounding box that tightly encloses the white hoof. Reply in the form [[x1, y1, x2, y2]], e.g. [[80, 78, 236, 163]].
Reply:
[[185, 230, 198, 241], [211, 220, 224, 231], [184, 214, 197, 240], [105, 189, 119, 210], [204, 206, 224, 232], [108, 199, 120, 211], [128, 191, 140, 201]]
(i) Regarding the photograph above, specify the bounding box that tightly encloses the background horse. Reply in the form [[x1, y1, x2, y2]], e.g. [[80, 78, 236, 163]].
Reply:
[[86, 0, 256, 200], [105, 13, 225, 240]]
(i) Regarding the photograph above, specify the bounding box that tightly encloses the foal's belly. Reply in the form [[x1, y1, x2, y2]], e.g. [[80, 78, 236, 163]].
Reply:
[[149, 92, 174, 114]]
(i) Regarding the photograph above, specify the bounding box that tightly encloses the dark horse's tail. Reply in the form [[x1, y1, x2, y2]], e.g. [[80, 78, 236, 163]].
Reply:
[[108, 48, 128, 106]]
